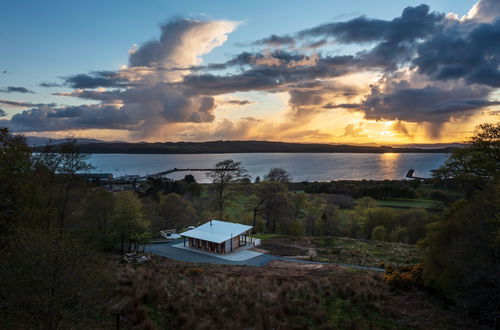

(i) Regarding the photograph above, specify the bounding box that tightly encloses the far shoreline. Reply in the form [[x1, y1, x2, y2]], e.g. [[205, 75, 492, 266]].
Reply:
[[30, 140, 458, 154]]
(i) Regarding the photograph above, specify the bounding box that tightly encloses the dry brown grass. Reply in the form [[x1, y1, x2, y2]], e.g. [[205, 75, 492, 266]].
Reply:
[[112, 256, 478, 330]]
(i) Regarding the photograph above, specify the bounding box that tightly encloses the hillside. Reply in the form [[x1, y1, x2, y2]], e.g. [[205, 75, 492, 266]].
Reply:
[[32, 140, 456, 154], [114, 256, 477, 329]]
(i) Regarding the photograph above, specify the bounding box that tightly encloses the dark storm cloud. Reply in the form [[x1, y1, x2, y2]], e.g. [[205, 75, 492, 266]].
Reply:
[[253, 34, 296, 46], [298, 16, 391, 43], [296, 5, 445, 71], [7, 104, 142, 132], [414, 18, 500, 87], [0, 86, 34, 94], [299, 5, 443, 44], [182, 54, 357, 95], [6, 87, 217, 133], [340, 83, 497, 123], [63, 71, 129, 89]]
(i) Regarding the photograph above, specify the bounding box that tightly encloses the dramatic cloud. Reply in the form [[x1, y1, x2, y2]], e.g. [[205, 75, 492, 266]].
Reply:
[[181, 53, 358, 95], [4, 0, 499, 142], [129, 18, 238, 82], [8, 104, 141, 132], [460, 0, 500, 23], [338, 81, 499, 124], [299, 5, 443, 44], [414, 17, 500, 87], [6, 18, 238, 137], [0, 86, 34, 94]]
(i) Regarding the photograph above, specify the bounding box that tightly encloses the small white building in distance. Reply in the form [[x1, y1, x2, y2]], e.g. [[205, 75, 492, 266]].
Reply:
[[180, 220, 254, 254]]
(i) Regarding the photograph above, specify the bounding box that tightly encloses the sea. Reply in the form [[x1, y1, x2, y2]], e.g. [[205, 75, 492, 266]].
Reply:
[[87, 153, 449, 183]]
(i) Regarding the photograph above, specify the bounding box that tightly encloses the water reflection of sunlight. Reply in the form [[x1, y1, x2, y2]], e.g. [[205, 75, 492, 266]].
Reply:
[[380, 153, 401, 178], [381, 152, 400, 160]]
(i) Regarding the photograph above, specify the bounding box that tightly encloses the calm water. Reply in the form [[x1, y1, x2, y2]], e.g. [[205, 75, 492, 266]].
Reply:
[[87, 153, 449, 182]]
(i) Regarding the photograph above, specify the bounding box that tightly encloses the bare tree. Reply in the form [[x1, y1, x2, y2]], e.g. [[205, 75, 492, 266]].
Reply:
[[33, 138, 93, 234], [207, 159, 248, 217], [264, 167, 292, 183]]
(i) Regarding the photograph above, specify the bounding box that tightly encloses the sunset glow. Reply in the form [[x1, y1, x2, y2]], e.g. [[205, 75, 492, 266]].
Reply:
[[0, 0, 498, 144]]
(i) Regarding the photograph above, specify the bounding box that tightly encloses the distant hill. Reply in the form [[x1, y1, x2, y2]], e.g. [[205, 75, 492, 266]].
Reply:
[[31, 140, 457, 154], [25, 136, 108, 147]]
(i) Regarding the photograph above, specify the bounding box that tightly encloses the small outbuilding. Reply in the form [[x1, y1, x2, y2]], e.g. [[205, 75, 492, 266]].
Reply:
[[180, 220, 253, 254]]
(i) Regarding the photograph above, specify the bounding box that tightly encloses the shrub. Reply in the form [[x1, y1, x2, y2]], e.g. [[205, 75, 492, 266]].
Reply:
[[371, 225, 386, 241], [384, 264, 424, 290]]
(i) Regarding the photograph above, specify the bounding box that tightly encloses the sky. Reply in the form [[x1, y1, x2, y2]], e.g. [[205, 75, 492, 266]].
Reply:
[[0, 0, 499, 144]]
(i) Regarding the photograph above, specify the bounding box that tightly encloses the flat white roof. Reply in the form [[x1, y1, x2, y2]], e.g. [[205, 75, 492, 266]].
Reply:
[[180, 220, 252, 244]]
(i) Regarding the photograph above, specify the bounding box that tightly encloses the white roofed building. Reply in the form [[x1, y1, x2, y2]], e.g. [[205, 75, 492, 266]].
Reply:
[[180, 220, 254, 254]]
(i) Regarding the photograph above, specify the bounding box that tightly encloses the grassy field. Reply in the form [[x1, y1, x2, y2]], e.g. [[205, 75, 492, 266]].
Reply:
[[259, 236, 421, 268], [374, 198, 444, 210], [115, 256, 477, 329]]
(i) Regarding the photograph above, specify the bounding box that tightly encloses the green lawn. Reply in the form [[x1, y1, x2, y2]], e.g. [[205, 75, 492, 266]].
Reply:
[[374, 198, 444, 209]]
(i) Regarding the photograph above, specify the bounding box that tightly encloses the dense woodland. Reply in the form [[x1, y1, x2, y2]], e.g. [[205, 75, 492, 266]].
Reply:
[[0, 123, 498, 329]]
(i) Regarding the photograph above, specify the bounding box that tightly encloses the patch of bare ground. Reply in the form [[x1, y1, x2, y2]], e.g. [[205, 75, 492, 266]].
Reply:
[[113, 256, 478, 329]]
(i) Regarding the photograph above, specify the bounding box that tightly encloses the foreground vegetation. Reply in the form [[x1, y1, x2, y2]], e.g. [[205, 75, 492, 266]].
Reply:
[[115, 256, 475, 330], [0, 122, 498, 328]]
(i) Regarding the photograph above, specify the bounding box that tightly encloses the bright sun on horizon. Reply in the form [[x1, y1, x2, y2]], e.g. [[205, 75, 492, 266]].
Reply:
[[0, 0, 498, 145]]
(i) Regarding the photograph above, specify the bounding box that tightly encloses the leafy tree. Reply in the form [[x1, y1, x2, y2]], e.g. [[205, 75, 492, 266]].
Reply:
[[389, 226, 409, 243], [397, 209, 437, 244], [72, 188, 116, 250], [420, 192, 499, 324], [111, 191, 150, 254], [247, 181, 287, 227], [364, 208, 398, 238], [264, 167, 292, 183], [433, 122, 500, 192], [371, 225, 387, 241], [356, 196, 376, 210], [301, 195, 326, 236], [322, 204, 340, 236], [247, 181, 296, 233], [422, 123, 500, 325], [184, 174, 196, 183], [207, 159, 248, 217], [153, 193, 197, 233]]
